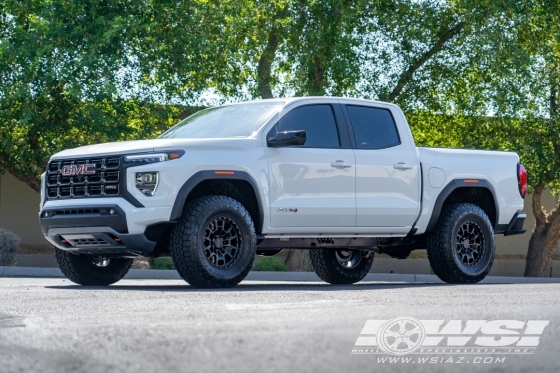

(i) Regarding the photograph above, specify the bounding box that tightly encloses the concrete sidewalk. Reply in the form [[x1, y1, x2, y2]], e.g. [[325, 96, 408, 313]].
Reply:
[[2, 266, 560, 284]]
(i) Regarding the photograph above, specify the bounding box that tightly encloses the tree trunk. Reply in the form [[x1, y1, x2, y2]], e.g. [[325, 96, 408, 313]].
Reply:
[[256, 7, 290, 99], [306, 55, 327, 96], [525, 222, 560, 277], [526, 61, 560, 276], [284, 250, 309, 271], [257, 26, 280, 99], [12, 172, 41, 193], [525, 184, 560, 277], [303, 1, 351, 96]]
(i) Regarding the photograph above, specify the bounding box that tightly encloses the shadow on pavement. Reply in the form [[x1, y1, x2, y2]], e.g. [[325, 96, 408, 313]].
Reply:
[[44, 281, 461, 293]]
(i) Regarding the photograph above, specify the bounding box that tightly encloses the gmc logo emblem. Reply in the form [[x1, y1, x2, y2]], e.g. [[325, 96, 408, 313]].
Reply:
[[61, 164, 96, 176]]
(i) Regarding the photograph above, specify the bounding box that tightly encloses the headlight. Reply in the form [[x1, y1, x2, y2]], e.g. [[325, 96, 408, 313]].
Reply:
[[40, 172, 46, 206], [124, 151, 184, 165], [135, 172, 159, 196]]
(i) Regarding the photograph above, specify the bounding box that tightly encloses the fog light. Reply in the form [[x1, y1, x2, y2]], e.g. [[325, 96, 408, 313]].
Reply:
[[135, 172, 159, 196], [109, 209, 115, 215]]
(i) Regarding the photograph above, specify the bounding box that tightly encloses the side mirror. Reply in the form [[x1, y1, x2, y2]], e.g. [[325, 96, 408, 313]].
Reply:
[[267, 130, 307, 148]]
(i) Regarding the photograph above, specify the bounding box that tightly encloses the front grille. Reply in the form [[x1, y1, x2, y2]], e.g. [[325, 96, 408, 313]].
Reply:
[[46, 156, 121, 200]]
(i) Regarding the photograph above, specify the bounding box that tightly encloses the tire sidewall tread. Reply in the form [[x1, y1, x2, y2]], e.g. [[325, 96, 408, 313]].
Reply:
[[309, 248, 374, 285], [54, 247, 133, 286], [427, 203, 495, 284], [170, 195, 256, 288]]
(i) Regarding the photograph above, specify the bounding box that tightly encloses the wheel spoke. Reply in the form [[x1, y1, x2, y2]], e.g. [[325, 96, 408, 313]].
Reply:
[[398, 320, 407, 333], [401, 337, 416, 349], [389, 338, 403, 350], [385, 330, 401, 338], [405, 326, 421, 336], [207, 223, 216, 234], [90, 256, 112, 267], [203, 216, 243, 269], [334, 250, 363, 269], [455, 220, 485, 267]]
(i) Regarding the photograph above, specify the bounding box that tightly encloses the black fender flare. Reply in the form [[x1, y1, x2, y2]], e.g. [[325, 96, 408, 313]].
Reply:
[[169, 170, 265, 233], [425, 179, 499, 233]]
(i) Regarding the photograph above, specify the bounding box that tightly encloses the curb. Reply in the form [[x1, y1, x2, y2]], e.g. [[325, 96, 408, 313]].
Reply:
[[2, 266, 560, 284]]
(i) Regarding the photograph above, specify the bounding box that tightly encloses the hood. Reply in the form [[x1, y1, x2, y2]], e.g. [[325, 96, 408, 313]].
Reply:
[[50, 138, 258, 159]]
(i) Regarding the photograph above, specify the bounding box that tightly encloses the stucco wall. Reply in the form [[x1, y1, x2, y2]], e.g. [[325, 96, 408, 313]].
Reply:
[[0, 170, 558, 254], [0, 172, 48, 245]]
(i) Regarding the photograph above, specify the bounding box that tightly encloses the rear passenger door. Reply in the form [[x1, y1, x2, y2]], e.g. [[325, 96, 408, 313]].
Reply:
[[265, 103, 356, 228], [343, 104, 420, 228]]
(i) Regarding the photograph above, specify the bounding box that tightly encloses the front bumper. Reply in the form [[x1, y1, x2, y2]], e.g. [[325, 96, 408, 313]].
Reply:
[[45, 226, 157, 256], [39, 205, 129, 235], [39, 204, 172, 256]]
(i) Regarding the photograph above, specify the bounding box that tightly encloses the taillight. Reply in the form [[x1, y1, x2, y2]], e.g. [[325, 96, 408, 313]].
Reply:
[[517, 163, 527, 199]]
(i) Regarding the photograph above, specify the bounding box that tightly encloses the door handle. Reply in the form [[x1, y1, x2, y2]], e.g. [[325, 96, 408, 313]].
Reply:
[[393, 162, 413, 170], [331, 161, 352, 168]]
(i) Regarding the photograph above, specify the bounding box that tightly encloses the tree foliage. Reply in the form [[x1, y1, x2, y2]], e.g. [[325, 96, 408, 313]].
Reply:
[[0, 0, 193, 190]]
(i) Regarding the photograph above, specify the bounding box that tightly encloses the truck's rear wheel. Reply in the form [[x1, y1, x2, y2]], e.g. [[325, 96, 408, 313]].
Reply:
[[427, 203, 495, 284], [54, 247, 133, 285], [170, 196, 256, 288], [309, 248, 374, 284]]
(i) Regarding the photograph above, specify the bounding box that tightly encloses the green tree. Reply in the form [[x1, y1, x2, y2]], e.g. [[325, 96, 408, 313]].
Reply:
[[365, 0, 560, 277], [417, 0, 560, 277], [0, 1, 198, 191], [514, 0, 560, 277]]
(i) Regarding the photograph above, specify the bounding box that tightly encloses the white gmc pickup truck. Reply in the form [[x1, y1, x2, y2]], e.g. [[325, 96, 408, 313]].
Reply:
[[39, 97, 527, 287]]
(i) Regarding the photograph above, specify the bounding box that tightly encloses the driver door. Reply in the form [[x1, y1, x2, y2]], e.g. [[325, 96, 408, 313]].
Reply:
[[265, 103, 356, 228]]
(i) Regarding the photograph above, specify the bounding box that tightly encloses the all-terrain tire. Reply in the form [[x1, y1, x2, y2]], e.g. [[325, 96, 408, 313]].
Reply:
[[309, 249, 374, 284], [54, 247, 133, 285], [427, 203, 495, 284], [170, 196, 257, 288]]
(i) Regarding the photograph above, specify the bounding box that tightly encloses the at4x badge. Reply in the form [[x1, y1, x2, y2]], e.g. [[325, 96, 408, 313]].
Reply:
[[277, 208, 298, 213]]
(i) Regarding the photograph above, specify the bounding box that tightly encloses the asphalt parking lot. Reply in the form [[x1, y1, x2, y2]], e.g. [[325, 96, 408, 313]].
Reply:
[[1, 277, 560, 373]]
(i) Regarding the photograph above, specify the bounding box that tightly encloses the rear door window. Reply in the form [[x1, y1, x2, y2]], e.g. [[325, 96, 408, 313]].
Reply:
[[346, 106, 400, 149]]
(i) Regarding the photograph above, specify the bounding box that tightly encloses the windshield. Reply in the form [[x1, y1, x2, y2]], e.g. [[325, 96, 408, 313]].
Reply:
[[159, 102, 283, 139]]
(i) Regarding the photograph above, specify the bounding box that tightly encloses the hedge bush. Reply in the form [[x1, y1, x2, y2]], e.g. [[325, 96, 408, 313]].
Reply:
[[254, 257, 287, 272], [0, 228, 20, 266], [148, 257, 175, 270]]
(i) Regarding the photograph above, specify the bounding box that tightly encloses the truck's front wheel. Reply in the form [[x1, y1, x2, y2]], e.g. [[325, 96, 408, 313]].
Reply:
[[309, 249, 374, 284], [170, 196, 256, 288], [427, 203, 495, 284], [54, 248, 133, 285]]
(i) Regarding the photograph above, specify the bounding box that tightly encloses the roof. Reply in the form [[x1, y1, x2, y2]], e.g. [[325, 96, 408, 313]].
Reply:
[[226, 96, 399, 110]]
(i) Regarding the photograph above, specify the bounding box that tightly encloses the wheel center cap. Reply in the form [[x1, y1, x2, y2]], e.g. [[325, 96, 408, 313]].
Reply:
[[213, 237, 224, 249], [462, 239, 470, 250]]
